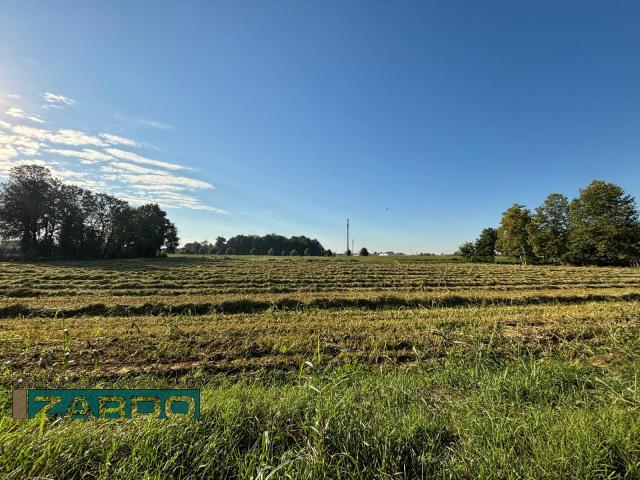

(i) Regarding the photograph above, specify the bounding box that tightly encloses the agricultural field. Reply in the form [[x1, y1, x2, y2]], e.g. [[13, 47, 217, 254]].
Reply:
[[1, 255, 640, 479]]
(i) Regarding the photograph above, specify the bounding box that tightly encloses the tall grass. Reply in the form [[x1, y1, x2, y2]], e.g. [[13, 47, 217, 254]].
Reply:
[[1, 360, 639, 479]]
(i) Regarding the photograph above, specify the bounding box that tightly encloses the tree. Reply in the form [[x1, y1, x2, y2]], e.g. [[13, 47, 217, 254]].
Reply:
[[346, 249, 352, 256], [496, 204, 534, 265], [0, 166, 178, 260], [213, 236, 226, 254], [164, 223, 179, 253], [281, 249, 287, 256], [267, 247, 276, 255], [528, 193, 569, 263], [56, 184, 89, 258], [250, 247, 258, 255], [474, 228, 497, 262], [0, 165, 58, 256], [289, 249, 299, 256], [225, 247, 235, 255], [209, 234, 325, 256], [567, 181, 640, 265], [457, 242, 476, 261], [130, 204, 176, 257], [359, 247, 369, 256], [325, 249, 333, 257], [303, 247, 311, 256], [100, 195, 133, 258]]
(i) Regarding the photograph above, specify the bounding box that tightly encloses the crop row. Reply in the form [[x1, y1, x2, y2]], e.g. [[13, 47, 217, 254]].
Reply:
[[2, 258, 640, 299], [2, 300, 638, 383]]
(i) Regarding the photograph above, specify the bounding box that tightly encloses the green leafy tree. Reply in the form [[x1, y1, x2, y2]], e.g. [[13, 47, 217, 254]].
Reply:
[[457, 242, 476, 261], [0, 165, 58, 256], [567, 181, 640, 265], [496, 204, 534, 265], [303, 247, 311, 256], [474, 228, 497, 262], [528, 193, 569, 263], [325, 249, 333, 257], [290, 249, 299, 256], [267, 247, 276, 255], [359, 247, 369, 256], [130, 204, 176, 257], [225, 247, 235, 255], [56, 184, 89, 258], [164, 223, 179, 253], [250, 247, 258, 255], [213, 236, 226, 254]]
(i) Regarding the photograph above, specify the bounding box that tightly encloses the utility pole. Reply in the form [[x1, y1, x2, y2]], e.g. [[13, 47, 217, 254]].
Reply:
[[352, 239, 354, 254], [346, 218, 350, 255]]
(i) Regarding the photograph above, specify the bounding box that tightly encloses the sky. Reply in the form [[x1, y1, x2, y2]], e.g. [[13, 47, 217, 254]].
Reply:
[[1, 1, 640, 254]]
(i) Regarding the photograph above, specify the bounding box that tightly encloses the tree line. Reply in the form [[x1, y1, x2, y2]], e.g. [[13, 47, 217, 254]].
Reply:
[[0, 165, 179, 259], [181, 234, 327, 256], [458, 180, 640, 266]]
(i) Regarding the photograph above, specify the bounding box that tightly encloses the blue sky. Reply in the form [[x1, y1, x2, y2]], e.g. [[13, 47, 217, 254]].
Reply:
[[1, 1, 640, 253]]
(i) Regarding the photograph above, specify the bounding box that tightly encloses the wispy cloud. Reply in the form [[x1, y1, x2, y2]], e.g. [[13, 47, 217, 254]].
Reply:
[[0, 133, 41, 157], [7, 94, 20, 99], [48, 148, 112, 164], [99, 133, 141, 147], [115, 113, 173, 130], [10, 125, 107, 147], [105, 147, 184, 171], [103, 162, 213, 189], [0, 95, 222, 212], [41, 92, 75, 107], [4, 107, 45, 124]]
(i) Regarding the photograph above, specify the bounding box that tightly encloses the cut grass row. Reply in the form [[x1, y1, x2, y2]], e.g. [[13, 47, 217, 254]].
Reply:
[[2, 287, 640, 318], [3, 257, 640, 299], [2, 301, 639, 383]]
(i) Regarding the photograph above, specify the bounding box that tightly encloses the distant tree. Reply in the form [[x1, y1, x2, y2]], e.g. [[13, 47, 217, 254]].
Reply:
[[346, 249, 352, 256], [566, 181, 640, 265], [101, 196, 134, 258], [225, 247, 235, 255], [250, 247, 258, 255], [359, 247, 369, 256], [474, 228, 497, 262], [457, 242, 476, 261], [213, 236, 226, 254], [220, 234, 324, 256], [325, 249, 333, 257], [281, 249, 287, 256], [56, 184, 90, 258], [163, 222, 179, 254], [0, 165, 58, 256], [290, 249, 299, 256], [129, 204, 177, 257], [528, 193, 569, 263], [182, 242, 200, 254], [0, 166, 178, 260], [267, 247, 276, 255], [496, 204, 534, 265], [303, 247, 311, 256]]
